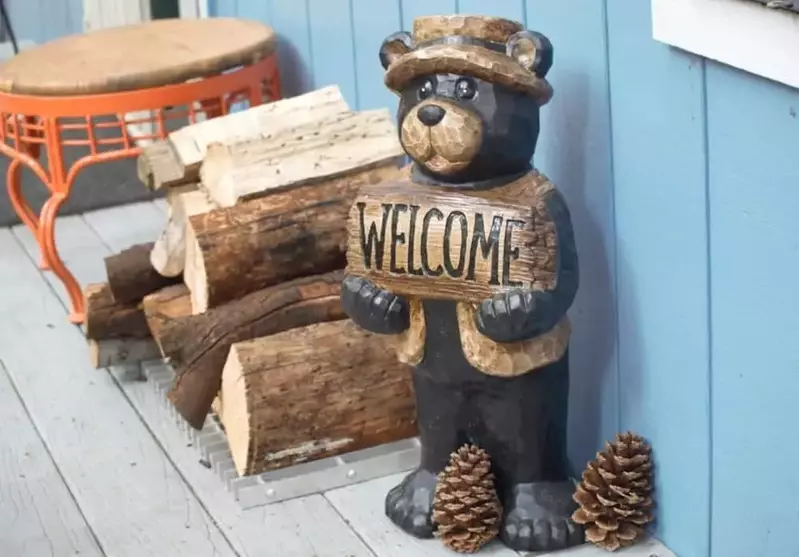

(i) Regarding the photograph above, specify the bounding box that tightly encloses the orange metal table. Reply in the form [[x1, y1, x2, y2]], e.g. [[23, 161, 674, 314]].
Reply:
[[0, 18, 280, 324]]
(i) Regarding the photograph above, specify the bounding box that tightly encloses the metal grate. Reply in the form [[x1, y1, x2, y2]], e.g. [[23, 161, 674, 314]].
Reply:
[[749, 0, 799, 13], [141, 360, 421, 509]]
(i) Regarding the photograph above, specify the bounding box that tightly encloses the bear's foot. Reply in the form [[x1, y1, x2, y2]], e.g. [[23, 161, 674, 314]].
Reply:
[[500, 481, 584, 552], [385, 468, 437, 538]]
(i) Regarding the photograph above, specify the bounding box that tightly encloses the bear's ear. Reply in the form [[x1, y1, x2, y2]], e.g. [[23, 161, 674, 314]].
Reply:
[[379, 31, 413, 70], [506, 30, 553, 78]]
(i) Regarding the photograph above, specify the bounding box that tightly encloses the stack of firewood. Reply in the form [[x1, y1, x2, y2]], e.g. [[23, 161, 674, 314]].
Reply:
[[83, 85, 418, 477]]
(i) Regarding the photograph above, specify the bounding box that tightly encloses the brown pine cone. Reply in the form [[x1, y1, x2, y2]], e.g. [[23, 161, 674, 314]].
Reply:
[[432, 444, 503, 553], [571, 432, 655, 552]]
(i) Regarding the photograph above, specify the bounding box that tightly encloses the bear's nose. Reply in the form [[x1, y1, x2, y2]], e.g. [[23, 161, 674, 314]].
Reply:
[[417, 105, 446, 126]]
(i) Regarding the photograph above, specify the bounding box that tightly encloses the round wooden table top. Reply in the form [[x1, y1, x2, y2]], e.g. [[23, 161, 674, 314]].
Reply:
[[0, 18, 277, 97]]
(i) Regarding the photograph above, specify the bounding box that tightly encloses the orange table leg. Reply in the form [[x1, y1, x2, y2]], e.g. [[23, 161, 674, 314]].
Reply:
[[0, 55, 280, 324]]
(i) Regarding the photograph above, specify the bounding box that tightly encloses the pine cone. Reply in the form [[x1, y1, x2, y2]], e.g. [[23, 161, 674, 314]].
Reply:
[[571, 432, 655, 552], [432, 444, 503, 553]]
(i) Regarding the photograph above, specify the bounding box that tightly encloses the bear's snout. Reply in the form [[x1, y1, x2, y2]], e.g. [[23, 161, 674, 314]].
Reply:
[[417, 105, 446, 126]]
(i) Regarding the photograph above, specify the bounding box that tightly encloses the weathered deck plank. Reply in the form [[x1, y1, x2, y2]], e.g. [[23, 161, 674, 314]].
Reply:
[[0, 229, 236, 557], [109, 364, 375, 557], [0, 361, 104, 557], [81, 201, 165, 253]]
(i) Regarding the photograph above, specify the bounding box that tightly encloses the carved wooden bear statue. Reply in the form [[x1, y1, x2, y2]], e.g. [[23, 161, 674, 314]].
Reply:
[[341, 15, 583, 552]]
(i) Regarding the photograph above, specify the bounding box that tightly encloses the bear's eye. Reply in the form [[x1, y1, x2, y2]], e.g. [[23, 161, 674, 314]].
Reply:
[[418, 79, 435, 100], [455, 78, 477, 101]]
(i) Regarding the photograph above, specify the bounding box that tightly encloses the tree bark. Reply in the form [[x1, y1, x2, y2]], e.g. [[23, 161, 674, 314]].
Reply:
[[141, 284, 193, 356], [84, 283, 150, 340], [184, 163, 402, 313], [221, 319, 417, 476], [105, 243, 181, 305], [166, 271, 348, 429]]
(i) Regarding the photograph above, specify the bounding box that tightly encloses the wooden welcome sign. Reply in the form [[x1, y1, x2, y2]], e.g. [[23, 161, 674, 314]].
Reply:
[[346, 181, 558, 303]]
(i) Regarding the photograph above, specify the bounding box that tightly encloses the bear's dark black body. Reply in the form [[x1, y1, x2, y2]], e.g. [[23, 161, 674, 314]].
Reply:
[[341, 58, 583, 551]]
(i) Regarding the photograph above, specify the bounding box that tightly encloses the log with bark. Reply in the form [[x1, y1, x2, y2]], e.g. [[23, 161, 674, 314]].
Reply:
[[105, 242, 182, 305], [221, 319, 417, 476], [138, 86, 349, 191], [165, 271, 348, 429], [84, 283, 150, 340], [141, 284, 192, 355], [199, 108, 404, 207], [184, 163, 403, 314], [150, 189, 217, 278]]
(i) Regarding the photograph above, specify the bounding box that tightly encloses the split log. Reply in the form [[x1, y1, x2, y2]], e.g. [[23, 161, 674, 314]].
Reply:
[[221, 319, 417, 476], [166, 271, 347, 429], [88, 338, 161, 369], [185, 163, 402, 313], [137, 141, 195, 191], [141, 284, 192, 355], [105, 243, 181, 304], [140, 86, 349, 191], [150, 189, 217, 278], [200, 108, 404, 207], [84, 283, 150, 340]]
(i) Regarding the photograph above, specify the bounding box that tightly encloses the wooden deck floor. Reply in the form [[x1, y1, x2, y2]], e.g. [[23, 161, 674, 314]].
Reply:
[[0, 201, 674, 557]]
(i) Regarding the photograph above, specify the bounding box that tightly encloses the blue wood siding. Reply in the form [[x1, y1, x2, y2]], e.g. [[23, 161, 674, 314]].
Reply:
[[6, 0, 82, 44], [227, 2, 799, 556]]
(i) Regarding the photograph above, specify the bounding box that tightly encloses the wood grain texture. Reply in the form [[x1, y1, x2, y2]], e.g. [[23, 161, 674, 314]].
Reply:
[[167, 271, 348, 429], [0, 18, 276, 95], [84, 282, 150, 340], [346, 175, 557, 303], [105, 242, 181, 304], [0, 362, 103, 557], [222, 319, 417, 476], [186, 164, 402, 312], [141, 283, 193, 355], [111, 364, 376, 557], [0, 228, 235, 556], [138, 141, 190, 191], [170, 85, 348, 172], [150, 189, 217, 278], [201, 109, 402, 206]]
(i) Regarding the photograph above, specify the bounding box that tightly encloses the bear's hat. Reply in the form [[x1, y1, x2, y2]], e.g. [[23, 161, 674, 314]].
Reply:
[[381, 15, 554, 105]]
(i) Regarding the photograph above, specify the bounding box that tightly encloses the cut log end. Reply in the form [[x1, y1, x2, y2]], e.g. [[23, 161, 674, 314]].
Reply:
[[220, 343, 251, 475]]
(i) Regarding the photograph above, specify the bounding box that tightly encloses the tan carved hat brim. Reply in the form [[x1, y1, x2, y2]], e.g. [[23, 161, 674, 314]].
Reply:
[[384, 43, 553, 105]]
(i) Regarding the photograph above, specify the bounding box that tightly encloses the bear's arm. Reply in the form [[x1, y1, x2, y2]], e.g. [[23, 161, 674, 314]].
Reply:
[[475, 188, 578, 343], [529, 188, 579, 331], [340, 274, 411, 335]]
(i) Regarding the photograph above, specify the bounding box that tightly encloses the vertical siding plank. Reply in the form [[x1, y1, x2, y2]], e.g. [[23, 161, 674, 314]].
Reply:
[[524, 0, 618, 473], [350, 0, 402, 112], [214, 0, 238, 17], [456, 0, 523, 21], [706, 63, 799, 557], [236, 0, 269, 23], [607, 2, 711, 556], [307, 0, 358, 107], [267, 0, 314, 96]]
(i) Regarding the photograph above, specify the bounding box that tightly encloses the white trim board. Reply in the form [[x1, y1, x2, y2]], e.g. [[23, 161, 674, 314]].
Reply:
[[652, 0, 799, 89]]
